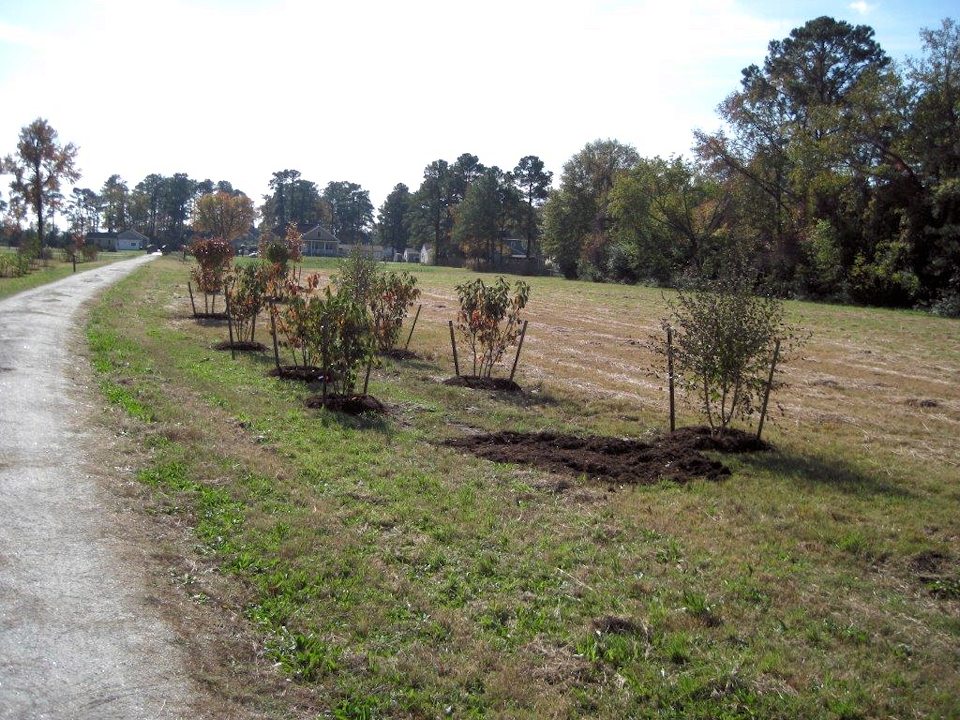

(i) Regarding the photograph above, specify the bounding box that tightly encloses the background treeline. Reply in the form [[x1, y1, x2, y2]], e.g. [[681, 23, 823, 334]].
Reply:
[[4, 16, 956, 312], [542, 17, 960, 313]]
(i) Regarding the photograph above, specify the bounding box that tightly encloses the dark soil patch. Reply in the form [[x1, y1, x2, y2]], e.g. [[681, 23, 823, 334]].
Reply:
[[905, 398, 940, 408], [213, 340, 267, 352], [268, 365, 329, 382], [592, 616, 645, 636], [443, 376, 522, 393], [910, 550, 948, 575], [193, 312, 229, 324], [909, 550, 960, 599], [381, 348, 420, 361], [444, 426, 766, 485], [304, 393, 386, 415]]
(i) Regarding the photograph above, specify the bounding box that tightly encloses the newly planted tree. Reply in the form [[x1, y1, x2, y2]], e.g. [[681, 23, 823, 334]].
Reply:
[[224, 263, 269, 347], [188, 237, 234, 316], [454, 277, 530, 379], [305, 288, 374, 399], [662, 257, 801, 435], [368, 271, 421, 354], [270, 273, 324, 374]]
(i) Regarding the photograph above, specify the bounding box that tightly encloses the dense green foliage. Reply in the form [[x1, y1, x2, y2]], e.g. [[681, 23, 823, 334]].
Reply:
[[542, 17, 960, 311]]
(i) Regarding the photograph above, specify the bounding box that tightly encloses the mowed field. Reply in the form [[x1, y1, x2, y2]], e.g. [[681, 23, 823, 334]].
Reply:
[[86, 256, 959, 719]]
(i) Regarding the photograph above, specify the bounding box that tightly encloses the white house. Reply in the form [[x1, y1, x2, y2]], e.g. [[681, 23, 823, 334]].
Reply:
[[116, 229, 148, 251], [301, 225, 340, 256], [419, 243, 434, 265], [402, 247, 421, 263]]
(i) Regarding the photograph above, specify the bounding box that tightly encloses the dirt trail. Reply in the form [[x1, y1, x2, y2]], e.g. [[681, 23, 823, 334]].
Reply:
[[0, 255, 194, 719]]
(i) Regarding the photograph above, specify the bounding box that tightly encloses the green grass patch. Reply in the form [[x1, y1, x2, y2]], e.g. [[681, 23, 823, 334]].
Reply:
[[83, 256, 960, 719]]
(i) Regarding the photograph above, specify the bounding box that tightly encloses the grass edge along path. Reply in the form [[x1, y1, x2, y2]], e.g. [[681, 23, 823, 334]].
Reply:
[[85, 257, 960, 720], [0, 250, 146, 300]]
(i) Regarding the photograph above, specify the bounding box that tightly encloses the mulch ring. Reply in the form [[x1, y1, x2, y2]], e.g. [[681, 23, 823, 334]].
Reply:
[[444, 426, 767, 485], [268, 365, 330, 382], [380, 348, 420, 361], [213, 340, 268, 352], [193, 312, 229, 323], [443, 376, 522, 393], [304, 393, 386, 415]]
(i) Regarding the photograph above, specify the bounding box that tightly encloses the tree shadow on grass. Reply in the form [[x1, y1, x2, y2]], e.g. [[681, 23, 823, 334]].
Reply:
[[735, 448, 916, 499]]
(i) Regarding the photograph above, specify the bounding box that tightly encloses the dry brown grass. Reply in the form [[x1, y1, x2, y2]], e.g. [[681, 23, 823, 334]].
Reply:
[[84, 257, 960, 719]]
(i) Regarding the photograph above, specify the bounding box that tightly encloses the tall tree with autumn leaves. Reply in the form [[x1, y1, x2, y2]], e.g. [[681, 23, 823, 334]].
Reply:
[[2, 118, 80, 250]]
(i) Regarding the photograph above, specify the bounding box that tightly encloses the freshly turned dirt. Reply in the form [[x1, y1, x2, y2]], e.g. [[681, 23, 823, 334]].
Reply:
[[268, 365, 329, 382], [304, 393, 386, 415], [443, 375, 523, 393], [213, 340, 267, 352], [445, 426, 767, 485], [381, 348, 420, 361], [193, 312, 229, 322]]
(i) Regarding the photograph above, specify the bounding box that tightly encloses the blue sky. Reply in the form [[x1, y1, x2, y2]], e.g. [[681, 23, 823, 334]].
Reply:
[[0, 0, 955, 214]]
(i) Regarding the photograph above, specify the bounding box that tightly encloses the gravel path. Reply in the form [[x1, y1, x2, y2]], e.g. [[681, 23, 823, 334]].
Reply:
[[0, 255, 194, 719]]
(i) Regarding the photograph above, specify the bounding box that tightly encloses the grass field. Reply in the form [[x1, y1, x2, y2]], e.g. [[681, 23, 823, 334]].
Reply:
[[0, 248, 144, 300], [86, 256, 959, 719]]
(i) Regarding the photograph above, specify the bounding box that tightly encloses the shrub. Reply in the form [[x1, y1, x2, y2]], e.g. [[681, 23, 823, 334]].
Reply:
[[225, 263, 270, 343], [271, 274, 323, 369], [270, 273, 375, 395], [369, 271, 420, 353], [189, 237, 234, 314], [454, 277, 530, 378], [662, 258, 800, 434], [305, 287, 374, 397], [81, 243, 99, 261], [334, 246, 381, 306]]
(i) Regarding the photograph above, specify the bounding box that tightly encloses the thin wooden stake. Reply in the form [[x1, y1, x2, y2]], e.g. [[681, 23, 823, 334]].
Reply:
[[509, 320, 529, 383], [268, 301, 281, 371], [363, 352, 373, 395], [448, 321, 460, 377], [756, 339, 782, 442], [225, 291, 236, 360], [404, 304, 422, 351], [72, 254, 76, 273], [667, 325, 675, 433], [188, 282, 197, 317]]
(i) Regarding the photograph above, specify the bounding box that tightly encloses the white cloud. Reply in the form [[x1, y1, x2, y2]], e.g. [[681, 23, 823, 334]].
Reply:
[[0, 20, 50, 50], [849, 1, 875, 15], [2, 0, 908, 212]]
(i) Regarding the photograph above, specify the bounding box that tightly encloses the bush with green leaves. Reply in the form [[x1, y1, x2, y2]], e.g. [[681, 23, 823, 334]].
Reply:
[[0, 251, 30, 278], [662, 262, 800, 433], [305, 287, 374, 397], [368, 271, 420, 353], [454, 277, 530, 378], [334, 246, 381, 306]]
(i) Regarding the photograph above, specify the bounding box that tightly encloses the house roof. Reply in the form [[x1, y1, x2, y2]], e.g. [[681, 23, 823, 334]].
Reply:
[[302, 225, 339, 243], [85, 231, 117, 240], [117, 229, 149, 240]]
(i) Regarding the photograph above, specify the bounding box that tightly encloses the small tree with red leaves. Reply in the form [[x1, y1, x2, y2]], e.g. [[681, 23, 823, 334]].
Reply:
[[189, 237, 234, 315]]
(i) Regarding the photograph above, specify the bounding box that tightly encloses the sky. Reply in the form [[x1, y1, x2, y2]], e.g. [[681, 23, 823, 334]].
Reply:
[[0, 0, 955, 216]]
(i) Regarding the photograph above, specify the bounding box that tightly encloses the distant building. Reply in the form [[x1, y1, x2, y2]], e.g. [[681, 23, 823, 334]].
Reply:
[[420, 243, 434, 265], [230, 227, 260, 256], [117, 229, 148, 251], [338, 243, 387, 261], [301, 225, 340, 257], [85, 229, 148, 251]]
